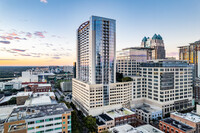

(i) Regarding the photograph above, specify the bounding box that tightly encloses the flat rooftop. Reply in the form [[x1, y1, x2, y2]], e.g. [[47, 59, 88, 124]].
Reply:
[[161, 118, 194, 132], [171, 112, 200, 123], [6, 103, 72, 123], [96, 113, 113, 126], [136, 124, 164, 133], [107, 108, 135, 118], [0, 105, 15, 123], [135, 103, 162, 113], [16, 92, 33, 97], [109, 124, 140, 133], [24, 95, 55, 106]]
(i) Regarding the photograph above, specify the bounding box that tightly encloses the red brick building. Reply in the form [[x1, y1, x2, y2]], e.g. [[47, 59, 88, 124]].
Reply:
[[159, 118, 195, 133], [25, 84, 52, 93]]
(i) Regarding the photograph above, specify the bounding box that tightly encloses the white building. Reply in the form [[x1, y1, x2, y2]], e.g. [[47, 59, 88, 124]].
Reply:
[[117, 47, 152, 76], [63, 66, 73, 73], [131, 60, 194, 115], [0, 81, 22, 91]]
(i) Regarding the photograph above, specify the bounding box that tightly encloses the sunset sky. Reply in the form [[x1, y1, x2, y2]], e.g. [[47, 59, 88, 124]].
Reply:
[[0, 0, 200, 66]]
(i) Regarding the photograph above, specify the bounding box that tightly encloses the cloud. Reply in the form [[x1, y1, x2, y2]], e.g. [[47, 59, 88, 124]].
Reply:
[[40, 0, 48, 3], [26, 32, 32, 38], [0, 59, 17, 61], [11, 49, 26, 52], [52, 57, 60, 59], [19, 54, 31, 56], [34, 31, 45, 38], [0, 41, 10, 44]]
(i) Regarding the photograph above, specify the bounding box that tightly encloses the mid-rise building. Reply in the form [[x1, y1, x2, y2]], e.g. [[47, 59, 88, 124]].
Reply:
[[141, 34, 166, 59], [131, 60, 194, 116], [3, 103, 72, 133], [116, 47, 153, 76]]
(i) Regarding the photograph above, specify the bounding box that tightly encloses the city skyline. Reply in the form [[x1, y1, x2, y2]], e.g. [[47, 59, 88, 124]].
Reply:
[[0, 0, 200, 66]]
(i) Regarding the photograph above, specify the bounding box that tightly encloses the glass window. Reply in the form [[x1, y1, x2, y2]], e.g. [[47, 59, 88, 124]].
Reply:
[[36, 120, 44, 123]]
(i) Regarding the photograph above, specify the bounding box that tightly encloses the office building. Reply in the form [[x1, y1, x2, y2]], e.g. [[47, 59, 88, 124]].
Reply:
[[116, 47, 153, 76], [159, 118, 195, 133], [141, 34, 166, 59], [3, 103, 72, 133], [131, 60, 194, 116], [178, 40, 200, 77]]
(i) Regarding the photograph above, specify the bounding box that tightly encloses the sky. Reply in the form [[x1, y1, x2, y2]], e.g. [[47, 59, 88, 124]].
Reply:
[[0, 0, 200, 66]]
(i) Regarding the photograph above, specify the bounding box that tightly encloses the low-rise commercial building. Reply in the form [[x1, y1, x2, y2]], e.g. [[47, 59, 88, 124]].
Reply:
[[170, 112, 200, 133], [109, 124, 163, 133], [24, 84, 52, 92], [159, 118, 195, 133], [134, 103, 162, 124], [106, 108, 136, 126], [96, 114, 114, 133], [4, 103, 72, 133]]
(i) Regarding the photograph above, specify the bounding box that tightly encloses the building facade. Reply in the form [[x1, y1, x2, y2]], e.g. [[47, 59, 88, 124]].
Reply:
[[170, 112, 200, 133], [4, 103, 72, 133], [73, 16, 120, 116], [131, 60, 194, 116], [179, 40, 200, 77], [159, 118, 195, 133], [116, 47, 153, 76], [141, 34, 166, 60]]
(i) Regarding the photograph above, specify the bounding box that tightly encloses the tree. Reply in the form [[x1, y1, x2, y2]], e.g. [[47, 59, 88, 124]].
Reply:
[[84, 115, 97, 132], [122, 77, 133, 82], [7, 97, 16, 105], [116, 72, 123, 82], [71, 111, 82, 133], [59, 96, 64, 102]]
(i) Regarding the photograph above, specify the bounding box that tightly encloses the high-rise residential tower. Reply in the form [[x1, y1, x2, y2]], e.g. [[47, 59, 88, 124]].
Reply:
[[76, 16, 116, 84], [73, 16, 130, 116], [141, 34, 166, 59]]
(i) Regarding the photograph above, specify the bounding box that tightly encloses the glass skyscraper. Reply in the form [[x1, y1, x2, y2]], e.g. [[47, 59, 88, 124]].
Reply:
[[77, 16, 116, 85]]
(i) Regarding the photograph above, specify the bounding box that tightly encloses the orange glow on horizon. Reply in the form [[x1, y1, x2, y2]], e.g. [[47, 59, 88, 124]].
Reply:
[[0, 58, 74, 66]]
